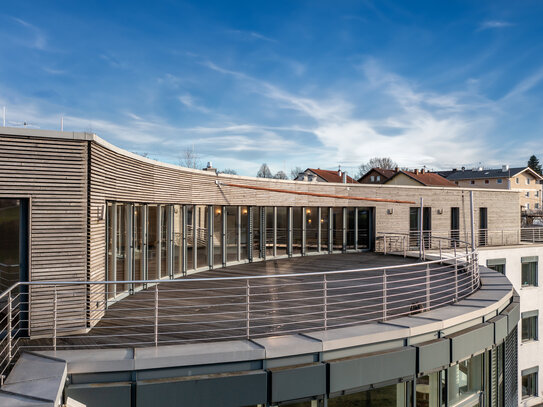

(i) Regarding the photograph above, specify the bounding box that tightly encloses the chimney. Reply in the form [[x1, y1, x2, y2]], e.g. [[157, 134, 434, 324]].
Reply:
[[342, 172, 347, 183], [461, 166, 465, 171], [502, 164, 509, 172], [394, 167, 399, 173], [203, 161, 217, 174], [337, 169, 342, 177], [414, 169, 419, 175], [452, 168, 457, 172], [420, 168, 425, 174]]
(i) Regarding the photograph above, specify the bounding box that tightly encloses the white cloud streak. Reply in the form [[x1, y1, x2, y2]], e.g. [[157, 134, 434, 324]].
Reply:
[[478, 20, 513, 31]]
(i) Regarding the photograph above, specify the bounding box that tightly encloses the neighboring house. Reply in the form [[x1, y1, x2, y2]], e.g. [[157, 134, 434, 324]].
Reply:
[[295, 168, 357, 183], [359, 167, 455, 187], [384, 169, 457, 187], [357, 167, 396, 184], [437, 166, 543, 212]]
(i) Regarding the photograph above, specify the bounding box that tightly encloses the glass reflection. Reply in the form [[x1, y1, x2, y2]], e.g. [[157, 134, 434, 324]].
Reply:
[[292, 207, 303, 255], [186, 206, 194, 270], [306, 207, 318, 253], [226, 206, 238, 262], [240, 206, 249, 260], [276, 207, 288, 256], [332, 207, 343, 251], [213, 206, 222, 266], [195, 205, 209, 268], [320, 208, 329, 252]]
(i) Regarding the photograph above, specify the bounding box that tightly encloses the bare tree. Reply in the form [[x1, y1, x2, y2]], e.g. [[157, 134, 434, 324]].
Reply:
[[256, 163, 273, 178], [290, 166, 304, 180], [273, 170, 288, 180], [179, 147, 203, 169], [219, 168, 238, 175], [356, 157, 398, 179]]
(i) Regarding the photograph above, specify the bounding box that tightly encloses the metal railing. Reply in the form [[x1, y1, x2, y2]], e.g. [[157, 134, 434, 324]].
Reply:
[[0, 233, 479, 383]]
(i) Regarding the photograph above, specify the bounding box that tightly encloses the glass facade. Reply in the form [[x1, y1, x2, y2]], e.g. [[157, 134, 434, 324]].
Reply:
[[105, 203, 374, 296], [0, 199, 25, 293]]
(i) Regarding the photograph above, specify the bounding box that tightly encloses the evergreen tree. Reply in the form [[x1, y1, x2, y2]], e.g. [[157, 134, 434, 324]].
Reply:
[[527, 155, 542, 175]]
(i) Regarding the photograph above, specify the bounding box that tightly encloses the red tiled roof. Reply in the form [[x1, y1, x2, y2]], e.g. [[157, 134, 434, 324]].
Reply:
[[394, 171, 457, 187], [307, 168, 358, 183]]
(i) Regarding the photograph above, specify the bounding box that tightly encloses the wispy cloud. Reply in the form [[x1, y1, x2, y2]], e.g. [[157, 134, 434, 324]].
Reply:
[[227, 29, 277, 43], [502, 66, 543, 100], [478, 20, 513, 31], [178, 93, 210, 113], [11, 17, 47, 50]]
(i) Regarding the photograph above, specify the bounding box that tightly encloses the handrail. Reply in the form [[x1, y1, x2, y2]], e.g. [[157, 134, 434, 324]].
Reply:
[[0, 232, 479, 384]]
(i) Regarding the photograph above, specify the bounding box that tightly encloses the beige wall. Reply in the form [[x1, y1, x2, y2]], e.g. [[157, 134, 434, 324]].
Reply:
[[384, 173, 422, 186]]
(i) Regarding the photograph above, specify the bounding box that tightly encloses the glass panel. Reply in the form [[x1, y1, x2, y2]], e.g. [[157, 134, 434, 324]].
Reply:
[[292, 207, 303, 255], [358, 208, 370, 249], [417, 372, 439, 407], [251, 207, 261, 259], [116, 204, 129, 293], [265, 207, 274, 257], [147, 205, 159, 280], [133, 204, 144, 287], [276, 207, 288, 256], [328, 383, 407, 407], [522, 262, 537, 286], [320, 208, 329, 251], [213, 206, 223, 266], [306, 207, 318, 253], [332, 207, 343, 251], [0, 199, 20, 293], [186, 206, 194, 270], [522, 315, 538, 341], [488, 263, 505, 274], [160, 205, 168, 278], [240, 206, 249, 260], [448, 353, 484, 405], [107, 203, 114, 299], [226, 206, 238, 263], [172, 205, 183, 276], [522, 372, 538, 398], [346, 208, 355, 249], [195, 205, 209, 268]]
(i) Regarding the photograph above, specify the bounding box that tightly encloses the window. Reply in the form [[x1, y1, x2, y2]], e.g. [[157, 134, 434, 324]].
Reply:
[[516, 177, 520, 184], [497, 178, 503, 184], [527, 203, 530, 210], [526, 192, 530, 197], [537, 203, 540, 209], [527, 178, 531, 185], [370, 175, 375, 182], [376, 175, 381, 181], [470, 180, 475, 185], [536, 190, 540, 197], [486, 258, 505, 274], [522, 257, 538, 287], [485, 179, 489, 184], [522, 311, 538, 342], [522, 368, 538, 399]]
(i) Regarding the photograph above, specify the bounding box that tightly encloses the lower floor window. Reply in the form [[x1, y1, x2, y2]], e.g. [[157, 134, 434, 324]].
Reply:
[[522, 369, 538, 399]]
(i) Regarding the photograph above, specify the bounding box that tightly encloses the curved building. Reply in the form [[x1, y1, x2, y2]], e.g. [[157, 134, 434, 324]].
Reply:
[[0, 128, 522, 406]]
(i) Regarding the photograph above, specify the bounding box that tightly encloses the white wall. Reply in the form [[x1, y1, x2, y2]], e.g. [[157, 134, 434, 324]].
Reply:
[[478, 244, 543, 406]]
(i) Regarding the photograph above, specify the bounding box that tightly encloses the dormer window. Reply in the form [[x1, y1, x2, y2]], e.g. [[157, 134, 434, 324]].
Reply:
[[497, 179, 503, 184], [376, 175, 381, 182], [370, 176, 375, 182]]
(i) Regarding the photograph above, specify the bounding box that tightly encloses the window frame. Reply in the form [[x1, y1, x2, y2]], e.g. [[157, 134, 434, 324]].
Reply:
[[521, 257, 538, 287]]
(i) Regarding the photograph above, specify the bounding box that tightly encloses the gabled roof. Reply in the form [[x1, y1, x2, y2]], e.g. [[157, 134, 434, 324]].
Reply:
[[306, 168, 357, 183], [439, 167, 542, 181], [357, 167, 396, 183], [387, 170, 457, 187]]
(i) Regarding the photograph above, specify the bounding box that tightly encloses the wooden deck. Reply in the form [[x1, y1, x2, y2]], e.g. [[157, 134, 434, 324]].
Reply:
[[22, 252, 470, 351]]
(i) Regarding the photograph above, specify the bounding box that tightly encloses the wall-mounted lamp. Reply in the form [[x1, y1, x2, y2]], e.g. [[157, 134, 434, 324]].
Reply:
[[437, 209, 444, 215], [98, 204, 106, 221], [306, 208, 311, 215], [215, 208, 222, 215], [242, 208, 248, 215], [320, 218, 324, 223], [386, 208, 394, 215]]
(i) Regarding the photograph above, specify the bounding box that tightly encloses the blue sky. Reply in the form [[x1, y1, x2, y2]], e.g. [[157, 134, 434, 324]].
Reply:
[[2, 1, 543, 176]]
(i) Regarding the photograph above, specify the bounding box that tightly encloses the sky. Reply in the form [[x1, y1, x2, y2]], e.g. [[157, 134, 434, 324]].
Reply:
[[1, 1, 543, 177]]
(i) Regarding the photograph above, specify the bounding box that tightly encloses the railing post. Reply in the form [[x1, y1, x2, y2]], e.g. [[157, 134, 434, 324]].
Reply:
[[53, 286, 57, 352], [383, 270, 387, 321], [246, 280, 251, 338], [383, 235, 387, 255], [454, 256, 459, 302], [502, 230, 504, 246], [403, 235, 407, 258], [439, 239, 442, 261], [7, 291, 12, 360], [426, 264, 431, 310], [323, 274, 328, 330], [154, 284, 159, 346]]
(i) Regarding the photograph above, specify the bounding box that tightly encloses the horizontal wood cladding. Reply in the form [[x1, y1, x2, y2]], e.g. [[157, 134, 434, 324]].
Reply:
[[0, 134, 88, 335]]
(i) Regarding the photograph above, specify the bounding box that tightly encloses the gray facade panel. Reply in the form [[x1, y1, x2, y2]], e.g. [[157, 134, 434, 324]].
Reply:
[[447, 323, 494, 362], [328, 347, 416, 393], [136, 370, 267, 407], [270, 363, 326, 403], [489, 314, 508, 344], [66, 383, 132, 407], [501, 301, 520, 333], [415, 339, 450, 373]]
